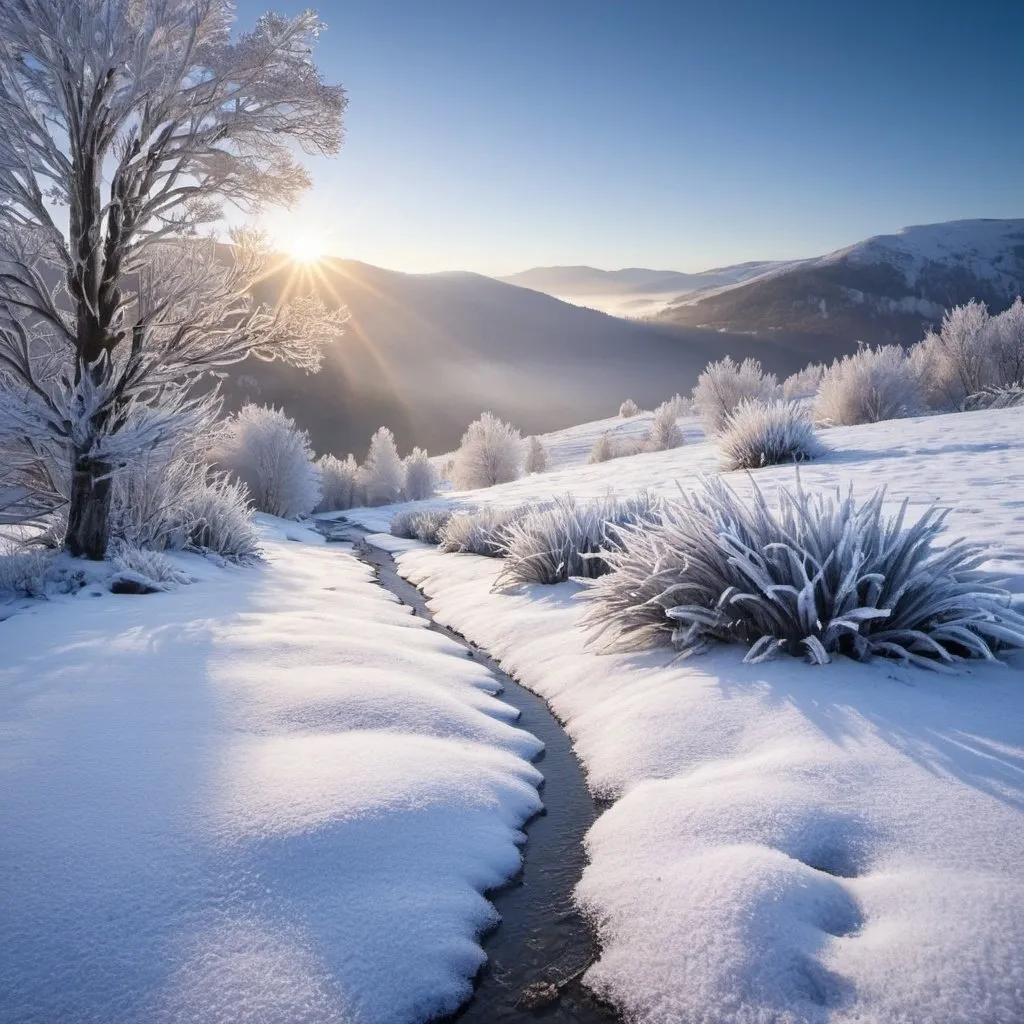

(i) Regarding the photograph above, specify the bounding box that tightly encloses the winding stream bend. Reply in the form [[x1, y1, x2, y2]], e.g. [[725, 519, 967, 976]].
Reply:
[[318, 520, 619, 1023]]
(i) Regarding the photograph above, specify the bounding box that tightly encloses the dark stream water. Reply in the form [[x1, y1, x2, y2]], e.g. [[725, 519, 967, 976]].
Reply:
[[318, 521, 619, 1023]]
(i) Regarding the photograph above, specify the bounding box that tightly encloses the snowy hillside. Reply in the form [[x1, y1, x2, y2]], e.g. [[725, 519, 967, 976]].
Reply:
[[660, 218, 1024, 345], [500, 261, 783, 317], [346, 406, 1024, 1023]]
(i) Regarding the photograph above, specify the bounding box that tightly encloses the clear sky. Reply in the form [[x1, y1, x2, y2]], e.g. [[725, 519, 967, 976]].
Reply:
[[241, 0, 1024, 276]]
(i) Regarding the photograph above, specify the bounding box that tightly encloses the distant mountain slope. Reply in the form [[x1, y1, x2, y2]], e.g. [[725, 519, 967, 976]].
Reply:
[[499, 262, 783, 317], [658, 219, 1024, 344], [224, 258, 820, 457]]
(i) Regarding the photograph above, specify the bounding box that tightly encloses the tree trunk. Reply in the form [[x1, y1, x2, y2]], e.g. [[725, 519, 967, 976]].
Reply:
[[65, 456, 113, 560]]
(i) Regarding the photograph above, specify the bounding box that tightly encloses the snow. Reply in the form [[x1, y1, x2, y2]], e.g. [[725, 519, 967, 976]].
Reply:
[[0, 517, 543, 1023], [351, 407, 1024, 1023]]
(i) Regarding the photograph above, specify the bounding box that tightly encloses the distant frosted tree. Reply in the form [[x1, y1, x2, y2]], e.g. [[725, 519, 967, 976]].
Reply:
[[0, 0, 346, 557], [403, 447, 437, 501], [524, 436, 548, 474], [315, 453, 359, 512], [647, 400, 684, 451], [361, 427, 405, 505], [990, 298, 1024, 387], [783, 364, 825, 402], [218, 404, 321, 519], [452, 413, 523, 489], [691, 357, 780, 434], [619, 399, 640, 418]]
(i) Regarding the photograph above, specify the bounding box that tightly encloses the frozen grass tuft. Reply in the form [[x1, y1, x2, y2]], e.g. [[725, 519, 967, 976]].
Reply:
[[495, 492, 662, 589], [109, 541, 192, 591], [579, 473, 1024, 669], [390, 507, 452, 544], [961, 384, 1024, 411], [183, 474, 261, 560], [437, 504, 533, 558], [717, 398, 827, 471]]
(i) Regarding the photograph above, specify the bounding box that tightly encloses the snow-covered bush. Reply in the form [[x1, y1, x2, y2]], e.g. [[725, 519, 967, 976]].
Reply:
[[0, 540, 53, 600], [109, 541, 191, 591], [717, 399, 826, 471], [315, 453, 359, 512], [524, 436, 548, 474], [218, 404, 321, 519], [661, 393, 691, 418], [402, 448, 437, 501], [589, 433, 616, 464], [912, 299, 1024, 409], [691, 356, 780, 434], [646, 400, 684, 451], [108, 454, 200, 551], [495, 492, 662, 589], [451, 413, 523, 490], [961, 383, 1024, 411], [183, 473, 261, 560], [579, 474, 1024, 668], [783, 363, 825, 402], [437, 504, 532, 557], [390, 507, 452, 544], [619, 399, 640, 418], [814, 345, 921, 425], [360, 427, 405, 506]]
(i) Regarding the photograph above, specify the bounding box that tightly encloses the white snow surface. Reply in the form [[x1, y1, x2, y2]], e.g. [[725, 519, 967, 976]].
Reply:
[[0, 517, 543, 1024], [351, 407, 1024, 1024]]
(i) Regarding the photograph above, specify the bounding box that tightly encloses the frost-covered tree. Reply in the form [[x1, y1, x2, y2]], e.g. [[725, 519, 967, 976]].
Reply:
[[619, 399, 640, 418], [361, 427, 405, 505], [783, 363, 825, 402], [314, 453, 359, 512], [524, 436, 548, 474], [815, 345, 921, 425], [218, 404, 321, 519], [646, 400, 684, 451], [990, 298, 1024, 387], [402, 447, 437, 501], [0, 0, 346, 557], [691, 357, 780, 434], [451, 413, 522, 490]]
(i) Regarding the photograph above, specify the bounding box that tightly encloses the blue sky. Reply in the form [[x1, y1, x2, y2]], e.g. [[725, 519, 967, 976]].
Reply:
[[242, 0, 1024, 275]]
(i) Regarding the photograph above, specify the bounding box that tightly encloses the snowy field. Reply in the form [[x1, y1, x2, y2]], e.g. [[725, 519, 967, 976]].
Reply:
[[0, 519, 543, 1024], [348, 407, 1024, 1024]]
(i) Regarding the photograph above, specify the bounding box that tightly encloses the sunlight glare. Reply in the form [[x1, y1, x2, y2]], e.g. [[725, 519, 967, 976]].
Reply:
[[287, 229, 328, 264]]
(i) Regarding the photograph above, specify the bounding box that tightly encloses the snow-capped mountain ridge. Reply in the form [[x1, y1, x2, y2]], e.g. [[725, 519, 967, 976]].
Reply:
[[660, 218, 1024, 344]]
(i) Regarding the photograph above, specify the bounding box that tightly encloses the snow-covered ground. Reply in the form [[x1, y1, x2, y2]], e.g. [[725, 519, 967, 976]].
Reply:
[[349, 407, 1024, 1023], [0, 518, 543, 1023]]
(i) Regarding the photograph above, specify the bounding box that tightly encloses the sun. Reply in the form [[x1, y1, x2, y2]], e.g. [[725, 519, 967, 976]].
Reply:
[[287, 229, 328, 264]]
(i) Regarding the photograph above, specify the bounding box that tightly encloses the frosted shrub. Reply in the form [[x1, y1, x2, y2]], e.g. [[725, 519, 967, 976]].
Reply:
[[451, 413, 523, 490], [990, 297, 1024, 388], [437, 504, 533, 557], [183, 474, 261, 560], [646, 401, 684, 451], [315, 453, 359, 512], [579, 474, 1024, 668], [390, 507, 452, 544], [717, 399, 826, 471], [814, 345, 921, 425], [619, 399, 640, 418], [109, 454, 200, 550], [218, 404, 321, 519], [0, 540, 53, 600], [360, 427, 405, 505], [961, 384, 1024, 411], [109, 541, 191, 591], [403, 448, 437, 501], [661, 393, 690, 418], [783, 363, 825, 402], [495, 492, 662, 589], [524, 436, 548, 474], [692, 356, 780, 434], [589, 433, 616, 464]]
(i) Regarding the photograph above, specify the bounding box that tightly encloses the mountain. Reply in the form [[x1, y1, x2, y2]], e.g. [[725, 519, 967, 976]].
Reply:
[[223, 258, 821, 457], [499, 262, 783, 317], [658, 219, 1024, 345]]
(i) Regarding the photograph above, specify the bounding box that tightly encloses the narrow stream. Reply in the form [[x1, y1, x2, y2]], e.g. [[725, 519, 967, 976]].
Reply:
[[318, 520, 619, 1023]]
